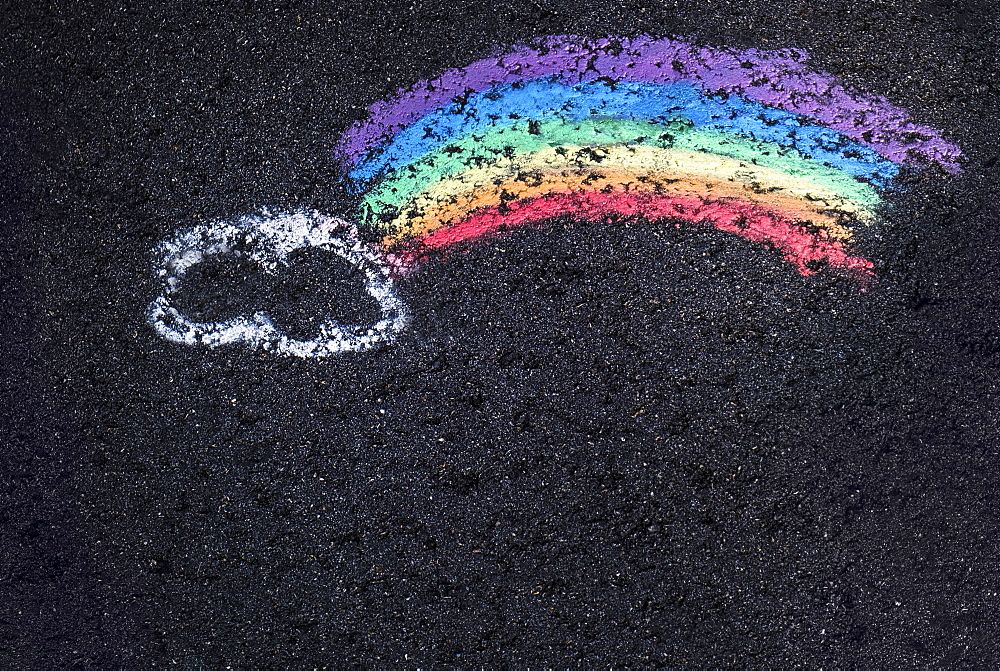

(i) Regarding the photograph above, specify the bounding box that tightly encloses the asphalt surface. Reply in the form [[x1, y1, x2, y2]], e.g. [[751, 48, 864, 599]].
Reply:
[[3, 0, 1000, 666]]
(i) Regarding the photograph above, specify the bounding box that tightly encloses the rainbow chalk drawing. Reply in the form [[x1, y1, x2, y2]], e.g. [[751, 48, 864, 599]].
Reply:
[[148, 35, 961, 357]]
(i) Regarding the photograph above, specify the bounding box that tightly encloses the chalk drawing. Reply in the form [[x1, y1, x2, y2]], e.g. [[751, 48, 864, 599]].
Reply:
[[148, 35, 960, 357], [147, 210, 407, 357]]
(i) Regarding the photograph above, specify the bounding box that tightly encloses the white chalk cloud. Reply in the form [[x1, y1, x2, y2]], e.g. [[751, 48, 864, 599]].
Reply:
[[147, 210, 408, 358]]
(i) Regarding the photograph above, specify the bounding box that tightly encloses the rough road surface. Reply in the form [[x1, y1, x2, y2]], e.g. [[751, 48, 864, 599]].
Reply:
[[3, 1, 999, 666]]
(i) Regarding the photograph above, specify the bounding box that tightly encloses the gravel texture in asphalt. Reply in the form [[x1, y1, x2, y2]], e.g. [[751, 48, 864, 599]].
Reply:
[[3, 0, 999, 666]]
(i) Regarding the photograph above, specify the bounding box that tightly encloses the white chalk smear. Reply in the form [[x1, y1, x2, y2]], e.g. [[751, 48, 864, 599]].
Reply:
[[147, 210, 408, 357]]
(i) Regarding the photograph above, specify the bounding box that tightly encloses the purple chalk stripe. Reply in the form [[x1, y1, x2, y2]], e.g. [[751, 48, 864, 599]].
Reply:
[[337, 35, 961, 173]]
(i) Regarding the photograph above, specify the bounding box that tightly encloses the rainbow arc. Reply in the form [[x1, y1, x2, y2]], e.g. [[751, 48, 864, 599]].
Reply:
[[336, 36, 960, 281]]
